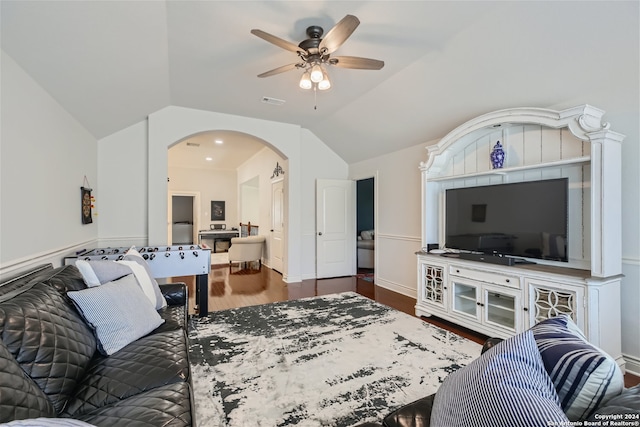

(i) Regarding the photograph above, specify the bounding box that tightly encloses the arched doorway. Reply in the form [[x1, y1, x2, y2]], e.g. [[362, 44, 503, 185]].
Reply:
[[167, 129, 287, 272]]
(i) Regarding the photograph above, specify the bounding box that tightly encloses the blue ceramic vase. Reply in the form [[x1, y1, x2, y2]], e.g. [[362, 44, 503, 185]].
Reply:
[[490, 141, 505, 169]]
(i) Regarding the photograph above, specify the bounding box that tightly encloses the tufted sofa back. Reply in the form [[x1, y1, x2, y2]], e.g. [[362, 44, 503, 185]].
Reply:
[[0, 266, 97, 417]]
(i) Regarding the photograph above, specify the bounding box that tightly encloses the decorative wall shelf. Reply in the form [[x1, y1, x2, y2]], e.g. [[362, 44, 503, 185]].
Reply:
[[428, 156, 591, 182]]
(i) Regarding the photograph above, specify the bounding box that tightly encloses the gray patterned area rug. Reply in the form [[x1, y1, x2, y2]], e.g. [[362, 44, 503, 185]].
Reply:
[[188, 292, 481, 427]]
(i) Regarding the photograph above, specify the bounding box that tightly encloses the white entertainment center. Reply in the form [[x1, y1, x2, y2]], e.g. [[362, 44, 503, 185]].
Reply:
[[416, 105, 625, 368]]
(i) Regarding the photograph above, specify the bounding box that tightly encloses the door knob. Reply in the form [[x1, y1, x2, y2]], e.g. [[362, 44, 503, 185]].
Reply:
[[318, 232, 323, 236]]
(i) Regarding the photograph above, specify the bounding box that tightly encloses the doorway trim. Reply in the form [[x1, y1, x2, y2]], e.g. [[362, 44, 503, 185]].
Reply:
[[148, 106, 302, 283], [351, 171, 379, 282]]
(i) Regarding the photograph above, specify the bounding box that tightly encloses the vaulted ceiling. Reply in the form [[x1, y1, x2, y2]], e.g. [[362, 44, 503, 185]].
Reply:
[[1, 1, 637, 164]]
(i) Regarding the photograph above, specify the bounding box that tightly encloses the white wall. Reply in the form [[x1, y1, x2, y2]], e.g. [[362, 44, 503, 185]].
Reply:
[[97, 121, 148, 247], [96, 107, 348, 283], [239, 175, 260, 225], [349, 143, 426, 297], [237, 147, 287, 267], [0, 51, 97, 275], [300, 129, 349, 279], [169, 166, 237, 231]]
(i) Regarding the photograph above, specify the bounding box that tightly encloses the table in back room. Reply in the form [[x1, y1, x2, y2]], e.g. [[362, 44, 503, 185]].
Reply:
[[198, 230, 240, 253]]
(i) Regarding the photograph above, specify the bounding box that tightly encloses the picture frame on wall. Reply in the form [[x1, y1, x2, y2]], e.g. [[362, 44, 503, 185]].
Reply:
[[211, 201, 225, 221], [81, 186, 93, 224]]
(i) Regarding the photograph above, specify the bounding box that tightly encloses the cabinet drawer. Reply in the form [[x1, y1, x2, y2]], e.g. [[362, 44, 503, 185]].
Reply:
[[449, 265, 519, 289]]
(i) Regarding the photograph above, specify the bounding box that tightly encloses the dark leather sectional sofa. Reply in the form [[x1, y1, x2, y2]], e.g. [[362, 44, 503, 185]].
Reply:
[[0, 263, 194, 426]]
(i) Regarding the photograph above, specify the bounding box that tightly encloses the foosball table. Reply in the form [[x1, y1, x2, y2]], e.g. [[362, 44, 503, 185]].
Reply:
[[65, 245, 211, 316]]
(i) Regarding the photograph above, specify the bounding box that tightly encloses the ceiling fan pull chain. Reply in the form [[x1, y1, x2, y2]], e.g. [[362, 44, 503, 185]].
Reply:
[[314, 86, 317, 110]]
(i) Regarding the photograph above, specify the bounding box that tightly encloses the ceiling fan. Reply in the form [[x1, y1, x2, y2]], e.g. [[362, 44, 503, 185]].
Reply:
[[251, 15, 384, 91]]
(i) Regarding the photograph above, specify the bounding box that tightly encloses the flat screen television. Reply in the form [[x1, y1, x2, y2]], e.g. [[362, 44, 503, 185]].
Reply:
[[445, 178, 568, 262]]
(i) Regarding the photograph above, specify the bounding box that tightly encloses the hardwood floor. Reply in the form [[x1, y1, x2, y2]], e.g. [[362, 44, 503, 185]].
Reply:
[[173, 263, 640, 388]]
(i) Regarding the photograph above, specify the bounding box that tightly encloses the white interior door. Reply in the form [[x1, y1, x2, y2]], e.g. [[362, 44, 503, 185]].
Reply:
[[271, 179, 284, 273], [316, 179, 356, 278]]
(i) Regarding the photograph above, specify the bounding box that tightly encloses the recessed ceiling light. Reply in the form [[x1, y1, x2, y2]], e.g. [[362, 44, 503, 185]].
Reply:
[[215, 139, 223, 144], [205, 157, 213, 161]]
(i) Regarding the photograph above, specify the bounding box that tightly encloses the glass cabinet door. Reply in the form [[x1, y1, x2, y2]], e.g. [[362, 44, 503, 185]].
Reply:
[[452, 281, 478, 319], [483, 286, 518, 332]]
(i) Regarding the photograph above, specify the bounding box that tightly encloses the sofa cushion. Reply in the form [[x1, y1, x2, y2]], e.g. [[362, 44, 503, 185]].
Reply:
[[2, 418, 97, 426], [75, 382, 193, 427], [383, 394, 435, 427], [33, 264, 89, 294], [0, 337, 56, 423], [531, 315, 624, 421], [67, 275, 164, 356], [0, 264, 54, 298], [357, 239, 375, 250], [360, 230, 374, 240], [63, 329, 189, 417], [0, 282, 96, 414], [430, 329, 568, 427]]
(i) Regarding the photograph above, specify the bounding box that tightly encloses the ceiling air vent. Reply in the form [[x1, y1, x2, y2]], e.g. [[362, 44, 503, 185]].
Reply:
[[262, 96, 285, 106]]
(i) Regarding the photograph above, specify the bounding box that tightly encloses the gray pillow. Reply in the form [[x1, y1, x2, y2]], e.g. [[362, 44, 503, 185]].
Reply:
[[67, 275, 164, 355], [75, 260, 132, 287], [75, 254, 166, 310]]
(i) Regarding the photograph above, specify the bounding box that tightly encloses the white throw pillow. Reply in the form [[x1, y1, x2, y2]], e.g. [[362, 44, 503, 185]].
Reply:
[[116, 260, 162, 309], [67, 275, 164, 355], [123, 247, 167, 309]]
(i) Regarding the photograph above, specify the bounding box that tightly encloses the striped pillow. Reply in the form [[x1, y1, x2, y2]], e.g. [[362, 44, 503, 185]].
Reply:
[[532, 315, 624, 421], [430, 329, 568, 427], [67, 274, 164, 355]]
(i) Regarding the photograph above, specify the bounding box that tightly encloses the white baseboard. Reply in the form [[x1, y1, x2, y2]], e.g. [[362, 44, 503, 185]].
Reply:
[[375, 276, 417, 299], [282, 274, 302, 283], [623, 353, 640, 377]]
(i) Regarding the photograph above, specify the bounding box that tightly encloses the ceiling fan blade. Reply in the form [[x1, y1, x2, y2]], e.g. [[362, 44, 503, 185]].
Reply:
[[330, 56, 385, 70], [251, 29, 303, 54], [319, 15, 360, 54], [257, 63, 301, 78]]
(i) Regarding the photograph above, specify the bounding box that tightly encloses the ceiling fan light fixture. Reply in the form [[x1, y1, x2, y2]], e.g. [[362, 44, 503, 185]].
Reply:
[[310, 64, 323, 83], [318, 71, 331, 91], [299, 71, 312, 90]]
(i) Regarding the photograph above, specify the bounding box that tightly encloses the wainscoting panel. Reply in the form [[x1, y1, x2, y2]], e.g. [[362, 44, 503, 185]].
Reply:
[[0, 239, 98, 279], [376, 233, 422, 298], [622, 258, 640, 375]]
